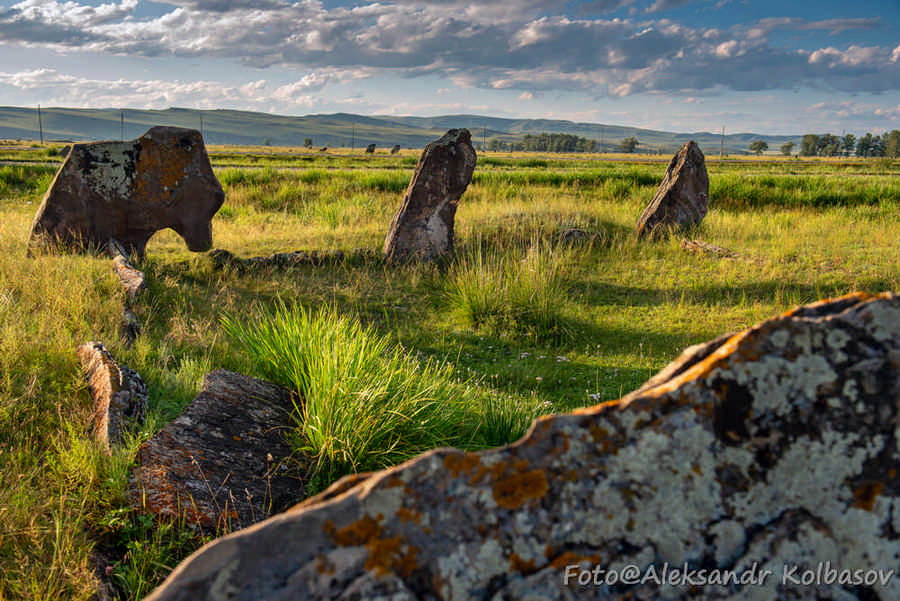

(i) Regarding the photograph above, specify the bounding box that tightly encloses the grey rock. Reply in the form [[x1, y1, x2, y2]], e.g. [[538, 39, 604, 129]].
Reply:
[[146, 292, 900, 601], [635, 140, 709, 239], [383, 129, 476, 263], [128, 370, 304, 533]]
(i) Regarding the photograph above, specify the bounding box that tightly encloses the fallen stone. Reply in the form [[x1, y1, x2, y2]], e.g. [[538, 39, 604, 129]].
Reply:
[[680, 238, 736, 258], [636, 140, 709, 239], [120, 308, 141, 349], [207, 248, 380, 272], [77, 342, 147, 453], [129, 369, 304, 533], [383, 129, 477, 263], [146, 292, 900, 601], [108, 240, 146, 304], [29, 126, 225, 259]]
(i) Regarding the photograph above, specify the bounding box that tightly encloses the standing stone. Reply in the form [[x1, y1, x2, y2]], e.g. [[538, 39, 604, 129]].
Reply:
[[29, 126, 225, 259], [129, 370, 304, 533], [145, 292, 900, 601], [635, 140, 708, 239], [390, 145, 401, 154], [77, 342, 147, 454], [383, 129, 476, 263], [365, 143, 376, 154]]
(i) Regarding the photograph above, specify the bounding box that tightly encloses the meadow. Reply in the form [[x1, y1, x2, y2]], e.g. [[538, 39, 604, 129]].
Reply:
[[0, 143, 898, 599]]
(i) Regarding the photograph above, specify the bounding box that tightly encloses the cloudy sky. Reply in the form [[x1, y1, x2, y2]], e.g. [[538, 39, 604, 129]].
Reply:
[[0, 0, 897, 135]]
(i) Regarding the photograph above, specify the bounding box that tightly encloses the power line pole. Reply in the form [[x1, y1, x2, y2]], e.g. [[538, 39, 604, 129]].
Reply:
[[37, 104, 43, 144], [200, 114, 204, 140], [482, 126, 486, 150], [121, 110, 124, 141], [600, 126, 604, 155], [720, 126, 725, 158]]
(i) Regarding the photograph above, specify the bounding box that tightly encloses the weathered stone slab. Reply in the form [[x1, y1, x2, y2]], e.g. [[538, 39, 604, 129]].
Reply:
[[77, 341, 147, 453], [147, 292, 900, 601], [680, 238, 736, 258], [383, 129, 476, 263], [129, 370, 304, 533], [208, 248, 380, 272], [29, 126, 225, 259], [108, 240, 146, 304], [636, 140, 709, 239]]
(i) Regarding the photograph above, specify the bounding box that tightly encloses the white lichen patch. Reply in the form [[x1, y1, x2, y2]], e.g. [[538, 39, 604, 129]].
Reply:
[[730, 354, 838, 417], [730, 431, 881, 525], [364, 486, 405, 523], [855, 301, 900, 342], [436, 539, 507, 601], [597, 411, 722, 562], [709, 520, 746, 566]]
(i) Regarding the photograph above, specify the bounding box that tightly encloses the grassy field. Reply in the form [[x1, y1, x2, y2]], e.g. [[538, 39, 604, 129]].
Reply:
[[0, 144, 898, 599]]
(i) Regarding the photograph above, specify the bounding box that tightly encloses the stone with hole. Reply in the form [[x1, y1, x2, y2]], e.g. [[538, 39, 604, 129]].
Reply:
[[29, 126, 225, 259]]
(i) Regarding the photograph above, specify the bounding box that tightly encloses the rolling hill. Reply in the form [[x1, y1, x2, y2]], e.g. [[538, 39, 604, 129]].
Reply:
[[0, 106, 799, 154]]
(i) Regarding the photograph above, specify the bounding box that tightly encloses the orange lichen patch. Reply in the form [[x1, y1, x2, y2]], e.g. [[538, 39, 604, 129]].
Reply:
[[692, 464, 703, 476], [510, 553, 538, 574], [364, 536, 419, 578], [324, 515, 382, 546], [132, 132, 197, 205], [890, 469, 897, 479], [315, 556, 336, 576], [444, 452, 481, 478], [853, 481, 883, 512], [396, 506, 421, 524], [492, 469, 550, 510], [548, 551, 603, 569]]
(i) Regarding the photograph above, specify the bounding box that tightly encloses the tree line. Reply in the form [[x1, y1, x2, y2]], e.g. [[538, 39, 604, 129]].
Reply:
[[794, 131, 900, 158], [485, 133, 598, 153]]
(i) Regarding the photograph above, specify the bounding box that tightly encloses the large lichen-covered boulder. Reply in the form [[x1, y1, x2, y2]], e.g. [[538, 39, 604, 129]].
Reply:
[[383, 129, 476, 262], [147, 292, 900, 601], [635, 140, 708, 239], [29, 126, 225, 258], [129, 370, 303, 533]]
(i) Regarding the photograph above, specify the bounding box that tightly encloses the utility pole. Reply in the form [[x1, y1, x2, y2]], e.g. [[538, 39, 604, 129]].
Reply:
[[37, 104, 43, 144], [482, 126, 486, 150], [600, 126, 604, 155], [351, 123, 356, 152], [720, 126, 725, 158], [121, 110, 124, 141], [200, 113, 204, 140]]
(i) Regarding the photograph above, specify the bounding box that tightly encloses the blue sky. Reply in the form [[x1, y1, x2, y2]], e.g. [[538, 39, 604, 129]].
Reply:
[[0, 0, 897, 135]]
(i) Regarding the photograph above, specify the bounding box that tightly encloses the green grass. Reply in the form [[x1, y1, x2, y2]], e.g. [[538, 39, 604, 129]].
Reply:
[[222, 303, 535, 485], [0, 151, 898, 599]]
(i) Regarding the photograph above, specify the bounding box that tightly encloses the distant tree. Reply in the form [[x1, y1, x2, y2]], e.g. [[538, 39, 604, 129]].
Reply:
[[487, 138, 507, 151], [817, 133, 840, 157], [856, 133, 874, 157], [871, 134, 886, 157], [800, 134, 819, 157], [620, 136, 639, 153], [780, 141, 795, 156], [303, 137, 313, 148], [885, 130, 900, 158], [841, 133, 856, 157], [262, 137, 272, 146], [749, 140, 768, 155]]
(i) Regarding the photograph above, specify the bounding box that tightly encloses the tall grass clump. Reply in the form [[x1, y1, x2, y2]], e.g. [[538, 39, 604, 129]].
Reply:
[[447, 240, 573, 342], [223, 304, 532, 484]]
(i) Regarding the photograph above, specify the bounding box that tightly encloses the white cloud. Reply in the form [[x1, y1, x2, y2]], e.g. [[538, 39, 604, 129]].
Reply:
[[0, 0, 896, 102]]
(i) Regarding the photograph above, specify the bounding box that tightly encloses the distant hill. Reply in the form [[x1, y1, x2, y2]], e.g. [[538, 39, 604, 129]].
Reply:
[[0, 106, 799, 154]]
